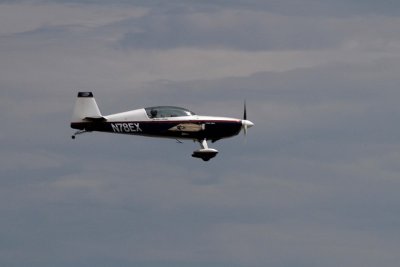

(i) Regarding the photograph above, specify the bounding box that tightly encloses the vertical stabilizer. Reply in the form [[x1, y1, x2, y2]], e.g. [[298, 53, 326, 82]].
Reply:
[[71, 92, 102, 122]]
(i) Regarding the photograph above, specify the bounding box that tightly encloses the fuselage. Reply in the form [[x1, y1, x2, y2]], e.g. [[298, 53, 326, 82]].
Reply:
[[71, 106, 243, 142]]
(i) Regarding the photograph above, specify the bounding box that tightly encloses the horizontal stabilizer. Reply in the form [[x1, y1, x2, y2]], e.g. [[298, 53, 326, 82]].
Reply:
[[83, 116, 107, 122]]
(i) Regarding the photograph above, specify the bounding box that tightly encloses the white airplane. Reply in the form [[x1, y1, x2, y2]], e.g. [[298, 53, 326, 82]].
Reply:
[[70, 92, 254, 161]]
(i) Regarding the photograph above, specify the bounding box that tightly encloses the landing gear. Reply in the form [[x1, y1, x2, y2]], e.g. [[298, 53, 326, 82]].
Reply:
[[192, 139, 218, 161], [71, 130, 86, 139]]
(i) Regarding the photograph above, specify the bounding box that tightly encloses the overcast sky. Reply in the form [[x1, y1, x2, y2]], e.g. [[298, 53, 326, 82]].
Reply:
[[1, 1, 400, 266]]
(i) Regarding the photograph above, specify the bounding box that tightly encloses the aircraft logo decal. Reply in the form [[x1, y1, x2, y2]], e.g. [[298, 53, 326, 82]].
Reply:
[[168, 123, 204, 132]]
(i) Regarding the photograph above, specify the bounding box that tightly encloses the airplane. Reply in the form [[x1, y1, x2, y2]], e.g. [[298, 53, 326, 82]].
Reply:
[[70, 92, 254, 161]]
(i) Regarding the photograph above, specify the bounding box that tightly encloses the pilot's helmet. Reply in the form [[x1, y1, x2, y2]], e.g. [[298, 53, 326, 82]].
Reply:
[[150, 109, 158, 118]]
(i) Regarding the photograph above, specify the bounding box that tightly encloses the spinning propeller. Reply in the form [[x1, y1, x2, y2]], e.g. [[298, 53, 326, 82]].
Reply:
[[241, 100, 254, 136]]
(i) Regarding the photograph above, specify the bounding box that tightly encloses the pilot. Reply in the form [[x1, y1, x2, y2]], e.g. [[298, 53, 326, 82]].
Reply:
[[150, 109, 158, 118]]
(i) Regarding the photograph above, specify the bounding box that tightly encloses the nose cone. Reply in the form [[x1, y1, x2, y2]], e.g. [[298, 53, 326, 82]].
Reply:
[[242, 119, 254, 128]]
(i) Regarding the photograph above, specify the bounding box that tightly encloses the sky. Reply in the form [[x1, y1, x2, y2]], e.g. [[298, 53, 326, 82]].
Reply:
[[1, 0, 400, 266]]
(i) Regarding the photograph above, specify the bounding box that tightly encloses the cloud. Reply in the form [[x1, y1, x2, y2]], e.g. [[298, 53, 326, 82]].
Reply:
[[0, 2, 147, 36], [10, 0, 400, 17], [116, 9, 400, 52], [116, 10, 351, 51]]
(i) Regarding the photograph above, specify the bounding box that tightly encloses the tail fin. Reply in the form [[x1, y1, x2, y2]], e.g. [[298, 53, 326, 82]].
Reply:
[[71, 92, 103, 123]]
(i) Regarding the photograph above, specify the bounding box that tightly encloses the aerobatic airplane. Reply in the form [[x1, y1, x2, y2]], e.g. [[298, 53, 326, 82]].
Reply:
[[70, 92, 254, 161]]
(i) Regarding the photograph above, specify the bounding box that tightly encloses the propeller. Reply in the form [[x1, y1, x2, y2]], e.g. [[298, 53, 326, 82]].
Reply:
[[241, 100, 254, 137], [244, 100, 247, 120]]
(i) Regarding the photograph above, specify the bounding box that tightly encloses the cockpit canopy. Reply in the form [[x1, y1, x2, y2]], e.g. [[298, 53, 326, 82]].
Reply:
[[145, 106, 196, 118]]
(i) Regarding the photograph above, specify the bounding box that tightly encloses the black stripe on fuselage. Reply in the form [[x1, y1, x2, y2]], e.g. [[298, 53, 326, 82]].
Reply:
[[71, 120, 242, 140]]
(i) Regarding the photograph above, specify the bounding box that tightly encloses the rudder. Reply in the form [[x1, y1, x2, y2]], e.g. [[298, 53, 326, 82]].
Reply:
[[71, 92, 102, 123]]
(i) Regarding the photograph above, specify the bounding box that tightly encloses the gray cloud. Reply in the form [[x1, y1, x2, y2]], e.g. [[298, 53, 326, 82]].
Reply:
[[5, 0, 400, 17], [117, 11, 336, 51], [112, 6, 400, 51]]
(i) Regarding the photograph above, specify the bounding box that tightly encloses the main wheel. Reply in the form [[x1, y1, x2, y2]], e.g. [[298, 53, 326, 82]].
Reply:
[[192, 149, 218, 161]]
